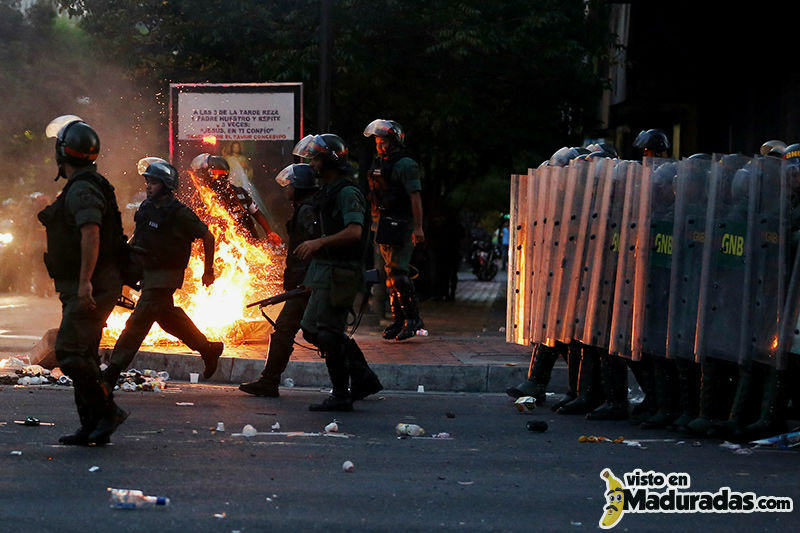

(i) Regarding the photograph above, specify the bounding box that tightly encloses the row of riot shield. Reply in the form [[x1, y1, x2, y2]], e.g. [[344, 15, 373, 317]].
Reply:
[[508, 154, 796, 371]]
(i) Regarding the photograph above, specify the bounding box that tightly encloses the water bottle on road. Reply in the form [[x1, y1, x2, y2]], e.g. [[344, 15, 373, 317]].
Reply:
[[108, 488, 170, 509]]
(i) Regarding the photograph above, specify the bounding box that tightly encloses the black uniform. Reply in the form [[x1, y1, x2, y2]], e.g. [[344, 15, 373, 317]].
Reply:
[[207, 180, 262, 239], [104, 196, 221, 385]]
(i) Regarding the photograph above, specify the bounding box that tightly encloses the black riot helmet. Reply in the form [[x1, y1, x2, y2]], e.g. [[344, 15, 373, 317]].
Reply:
[[363, 119, 405, 146], [586, 142, 618, 158], [548, 146, 590, 167], [190, 153, 230, 183], [138, 157, 179, 191], [633, 129, 670, 153], [46, 115, 100, 168], [760, 140, 786, 158], [275, 163, 319, 190], [292, 133, 351, 172]]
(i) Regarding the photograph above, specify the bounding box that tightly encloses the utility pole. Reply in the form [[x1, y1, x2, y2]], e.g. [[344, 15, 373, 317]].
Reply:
[[318, 0, 333, 132]]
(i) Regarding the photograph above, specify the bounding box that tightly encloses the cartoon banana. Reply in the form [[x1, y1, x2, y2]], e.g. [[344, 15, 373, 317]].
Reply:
[[599, 468, 625, 529]]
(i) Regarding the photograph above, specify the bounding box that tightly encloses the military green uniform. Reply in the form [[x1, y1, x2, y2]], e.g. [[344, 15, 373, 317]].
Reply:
[[37, 165, 124, 432], [105, 196, 215, 385], [301, 177, 380, 405]]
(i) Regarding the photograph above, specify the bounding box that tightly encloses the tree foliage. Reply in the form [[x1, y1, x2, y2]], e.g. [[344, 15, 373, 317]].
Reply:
[[40, 0, 611, 215]]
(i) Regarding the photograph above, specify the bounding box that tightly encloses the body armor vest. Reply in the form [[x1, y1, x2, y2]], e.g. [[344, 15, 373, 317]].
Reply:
[[313, 180, 364, 262], [37, 168, 125, 282], [133, 197, 193, 270], [368, 151, 413, 220], [283, 201, 315, 289]]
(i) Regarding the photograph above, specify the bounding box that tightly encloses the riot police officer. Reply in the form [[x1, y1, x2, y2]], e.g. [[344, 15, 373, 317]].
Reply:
[[633, 129, 670, 158], [239, 163, 319, 397], [189, 153, 281, 245], [102, 158, 223, 389], [363, 119, 425, 341], [293, 134, 383, 411], [38, 115, 127, 445]]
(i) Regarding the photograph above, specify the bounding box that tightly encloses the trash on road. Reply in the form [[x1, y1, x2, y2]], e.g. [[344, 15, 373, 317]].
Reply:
[[89, 466, 100, 472], [282, 377, 294, 388], [751, 430, 800, 449], [342, 460, 355, 473], [445, 412, 455, 419], [189, 372, 199, 384], [396, 423, 425, 437], [525, 420, 548, 433], [417, 385, 425, 393], [432, 432, 451, 439], [115, 369, 169, 393], [271, 421, 281, 431], [242, 424, 258, 437], [719, 441, 742, 450], [216, 422, 225, 432], [457, 481, 474, 486], [10, 450, 22, 456], [578, 435, 626, 444], [514, 396, 536, 412], [325, 422, 339, 433], [15, 417, 54, 426], [108, 488, 170, 509], [733, 448, 754, 455], [213, 513, 226, 519], [175, 402, 194, 406]]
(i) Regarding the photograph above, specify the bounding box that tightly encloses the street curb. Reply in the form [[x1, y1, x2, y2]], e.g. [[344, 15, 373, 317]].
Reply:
[[114, 350, 547, 393]]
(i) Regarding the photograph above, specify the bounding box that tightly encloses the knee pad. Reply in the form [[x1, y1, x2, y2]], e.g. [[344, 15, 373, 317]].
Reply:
[[316, 329, 345, 355], [390, 273, 413, 294]]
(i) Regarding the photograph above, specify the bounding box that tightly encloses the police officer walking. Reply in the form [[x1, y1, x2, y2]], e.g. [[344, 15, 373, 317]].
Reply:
[[293, 134, 382, 411], [102, 158, 224, 388], [38, 115, 128, 446], [239, 163, 319, 397], [189, 153, 282, 246], [363, 119, 425, 341]]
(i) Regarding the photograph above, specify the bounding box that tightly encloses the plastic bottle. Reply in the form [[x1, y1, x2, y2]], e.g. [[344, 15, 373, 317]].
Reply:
[[108, 488, 170, 509], [395, 423, 425, 437]]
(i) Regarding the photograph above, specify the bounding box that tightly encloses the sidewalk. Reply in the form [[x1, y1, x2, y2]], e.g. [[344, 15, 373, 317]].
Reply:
[[0, 271, 535, 392]]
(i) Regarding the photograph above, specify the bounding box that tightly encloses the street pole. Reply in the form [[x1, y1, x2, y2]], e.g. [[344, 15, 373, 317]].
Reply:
[[319, 0, 332, 132]]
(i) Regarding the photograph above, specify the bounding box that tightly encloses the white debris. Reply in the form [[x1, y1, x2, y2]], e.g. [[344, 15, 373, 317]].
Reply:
[[242, 425, 257, 437], [342, 460, 355, 473]]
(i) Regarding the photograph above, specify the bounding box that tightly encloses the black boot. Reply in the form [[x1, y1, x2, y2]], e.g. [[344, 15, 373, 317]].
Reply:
[[395, 276, 424, 341], [743, 367, 786, 439], [239, 377, 280, 397], [88, 403, 129, 444], [551, 342, 578, 411], [382, 288, 405, 340], [310, 345, 353, 412], [59, 391, 100, 446], [587, 352, 629, 421], [200, 341, 224, 379], [717, 365, 752, 440], [686, 359, 721, 436], [345, 338, 383, 401], [641, 358, 680, 429], [558, 345, 603, 415], [668, 359, 699, 432], [506, 343, 556, 404]]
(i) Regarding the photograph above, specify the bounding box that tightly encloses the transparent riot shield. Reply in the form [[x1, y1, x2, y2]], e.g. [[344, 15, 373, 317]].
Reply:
[[530, 165, 568, 346], [608, 161, 643, 358], [694, 154, 753, 363], [571, 158, 614, 342], [547, 159, 591, 343], [666, 157, 711, 360], [739, 157, 786, 367], [777, 158, 800, 371], [506, 173, 523, 343], [581, 159, 630, 349], [631, 158, 678, 359]]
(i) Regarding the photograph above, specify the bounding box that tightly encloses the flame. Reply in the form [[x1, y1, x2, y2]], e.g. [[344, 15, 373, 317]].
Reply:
[[771, 337, 779, 350], [0, 359, 7, 369], [202, 135, 218, 145], [102, 175, 284, 347], [0, 232, 13, 244]]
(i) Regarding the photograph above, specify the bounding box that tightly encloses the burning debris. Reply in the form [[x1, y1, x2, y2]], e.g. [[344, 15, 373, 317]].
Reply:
[[101, 169, 285, 347]]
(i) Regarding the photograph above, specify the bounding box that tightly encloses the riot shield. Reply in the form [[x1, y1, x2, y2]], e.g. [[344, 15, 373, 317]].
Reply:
[[738, 156, 786, 367], [666, 157, 711, 360], [530, 164, 568, 346], [608, 161, 643, 358], [506, 173, 523, 343], [694, 154, 753, 363], [631, 158, 678, 359], [581, 160, 632, 349], [571, 158, 614, 342], [547, 159, 591, 343], [778, 157, 800, 370], [526, 166, 549, 344]]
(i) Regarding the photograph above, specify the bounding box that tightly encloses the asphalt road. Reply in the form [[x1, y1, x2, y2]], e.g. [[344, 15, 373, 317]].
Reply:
[[1, 384, 798, 532]]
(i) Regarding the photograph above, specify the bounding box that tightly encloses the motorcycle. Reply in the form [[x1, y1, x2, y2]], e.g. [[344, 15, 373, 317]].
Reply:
[[469, 239, 499, 281]]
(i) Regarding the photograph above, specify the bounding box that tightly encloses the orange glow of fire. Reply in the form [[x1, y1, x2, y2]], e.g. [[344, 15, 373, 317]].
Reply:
[[102, 174, 284, 347], [203, 135, 217, 145]]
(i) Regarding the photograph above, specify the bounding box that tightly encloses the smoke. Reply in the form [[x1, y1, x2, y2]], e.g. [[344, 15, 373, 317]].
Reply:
[[0, 2, 167, 292]]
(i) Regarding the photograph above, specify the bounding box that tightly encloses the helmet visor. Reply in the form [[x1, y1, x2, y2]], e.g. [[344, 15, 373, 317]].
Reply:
[[363, 119, 394, 137], [46, 115, 83, 138], [137, 156, 168, 176], [274, 164, 296, 187], [292, 134, 338, 160]]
